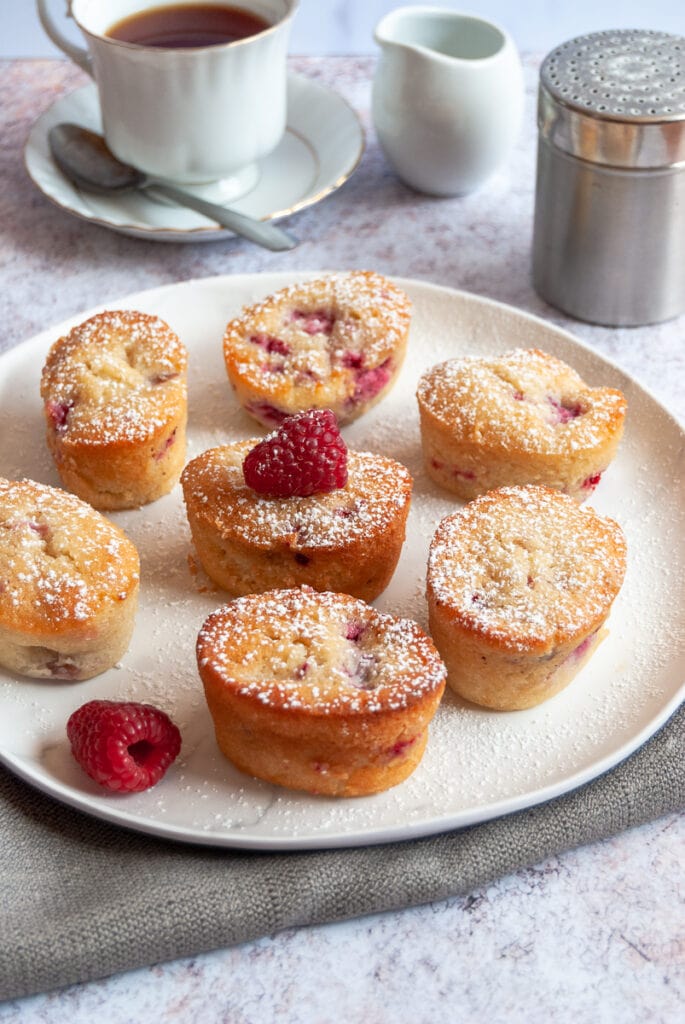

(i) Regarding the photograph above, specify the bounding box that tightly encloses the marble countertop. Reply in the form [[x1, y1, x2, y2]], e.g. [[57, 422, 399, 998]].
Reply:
[[0, 56, 683, 1023]]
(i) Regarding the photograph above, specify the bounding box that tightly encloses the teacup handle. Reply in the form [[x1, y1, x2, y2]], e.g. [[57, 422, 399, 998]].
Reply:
[[37, 0, 93, 76]]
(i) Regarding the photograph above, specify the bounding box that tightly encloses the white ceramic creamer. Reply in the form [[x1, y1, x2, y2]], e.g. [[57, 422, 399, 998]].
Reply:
[[372, 6, 523, 196]]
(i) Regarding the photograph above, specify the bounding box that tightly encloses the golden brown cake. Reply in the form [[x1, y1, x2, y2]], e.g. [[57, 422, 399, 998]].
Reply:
[[40, 309, 188, 510], [417, 348, 626, 502], [0, 477, 140, 680], [223, 271, 411, 427], [426, 485, 627, 710], [181, 441, 412, 600], [196, 587, 447, 796]]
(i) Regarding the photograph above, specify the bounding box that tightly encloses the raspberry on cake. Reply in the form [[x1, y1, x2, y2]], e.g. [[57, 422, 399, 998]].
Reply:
[[40, 309, 188, 510], [417, 348, 626, 502], [223, 271, 412, 427], [426, 485, 627, 710], [242, 408, 348, 497], [181, 419, 412, 600], [0, 477, 140, 681], [196, 587, 447, 797]]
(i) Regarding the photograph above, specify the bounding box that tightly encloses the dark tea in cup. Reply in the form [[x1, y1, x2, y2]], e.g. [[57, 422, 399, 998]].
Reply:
[[38, 0, 297, 184], [107, 3, 271, 48]]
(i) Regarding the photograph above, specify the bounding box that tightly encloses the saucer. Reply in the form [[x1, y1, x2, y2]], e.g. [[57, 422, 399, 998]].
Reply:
[[24, 75, 365, 243]]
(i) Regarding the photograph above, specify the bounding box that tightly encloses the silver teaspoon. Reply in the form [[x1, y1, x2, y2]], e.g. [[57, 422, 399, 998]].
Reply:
[[48, 123, 298, 251]]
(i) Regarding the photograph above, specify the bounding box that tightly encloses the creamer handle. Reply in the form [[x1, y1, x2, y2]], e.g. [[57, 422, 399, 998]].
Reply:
[[36, 0, 93, 76]]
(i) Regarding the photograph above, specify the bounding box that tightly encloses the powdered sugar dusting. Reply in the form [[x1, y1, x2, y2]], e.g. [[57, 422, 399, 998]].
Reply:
[[223, 271, 411, 422], [417, 348, 626, 455], [197, 588, 446, 713], [428, 486, 627, 651], [40, 310, 187, 445], [183, 443, 411, 549], [0, 477, 139, 628]]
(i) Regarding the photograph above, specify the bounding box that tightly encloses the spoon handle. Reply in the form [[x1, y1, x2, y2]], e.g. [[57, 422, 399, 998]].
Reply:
[[152, 182, 298, 251]]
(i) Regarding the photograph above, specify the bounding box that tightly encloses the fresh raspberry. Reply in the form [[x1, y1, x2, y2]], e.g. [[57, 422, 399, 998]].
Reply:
[[66, 700, 182, 793], [242, 409, 348, 497]]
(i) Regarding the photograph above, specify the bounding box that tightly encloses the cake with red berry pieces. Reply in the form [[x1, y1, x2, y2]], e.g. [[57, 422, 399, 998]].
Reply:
[[40, 309, 188, 510], [222, 270, 411, 427], [0, 477, 139, 680], [196, 587, 446, 796], [417, 348, 626, 502], [426, 485, 627, 711], [67, 700, 181, 792], [181, 410, 412, 600]]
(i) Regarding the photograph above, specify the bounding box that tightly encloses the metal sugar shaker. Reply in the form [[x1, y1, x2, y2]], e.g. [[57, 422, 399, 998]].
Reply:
[[532, 29, 685, 326]]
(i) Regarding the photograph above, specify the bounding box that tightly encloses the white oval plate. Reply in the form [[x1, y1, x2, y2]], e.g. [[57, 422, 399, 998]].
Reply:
[[0, 273, 683, 849], [24, 78, 364, 242]]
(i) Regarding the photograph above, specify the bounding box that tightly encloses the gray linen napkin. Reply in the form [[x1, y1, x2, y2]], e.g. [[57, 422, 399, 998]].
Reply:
[[1, 703, 683, 1002]]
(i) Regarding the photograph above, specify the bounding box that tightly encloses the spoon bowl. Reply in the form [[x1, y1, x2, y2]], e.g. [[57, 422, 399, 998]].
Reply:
[[48, 124, 298, 251]]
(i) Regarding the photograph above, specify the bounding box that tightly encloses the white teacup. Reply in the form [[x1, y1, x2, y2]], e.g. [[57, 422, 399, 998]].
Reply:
[[37, 0, 298, 190], [372, 6, 524, 196]]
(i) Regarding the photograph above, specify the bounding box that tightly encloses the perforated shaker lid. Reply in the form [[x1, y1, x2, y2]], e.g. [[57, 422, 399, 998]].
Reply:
[[538, 29, 685, 168]]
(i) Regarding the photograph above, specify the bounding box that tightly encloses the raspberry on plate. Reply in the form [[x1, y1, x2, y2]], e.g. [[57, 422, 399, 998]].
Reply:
[[66, 700, 182, 793], [242, 408, 348, 497]]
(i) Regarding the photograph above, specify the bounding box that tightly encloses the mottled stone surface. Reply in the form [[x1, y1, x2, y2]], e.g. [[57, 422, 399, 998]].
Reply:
[[0, 57, 683, 1023]]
